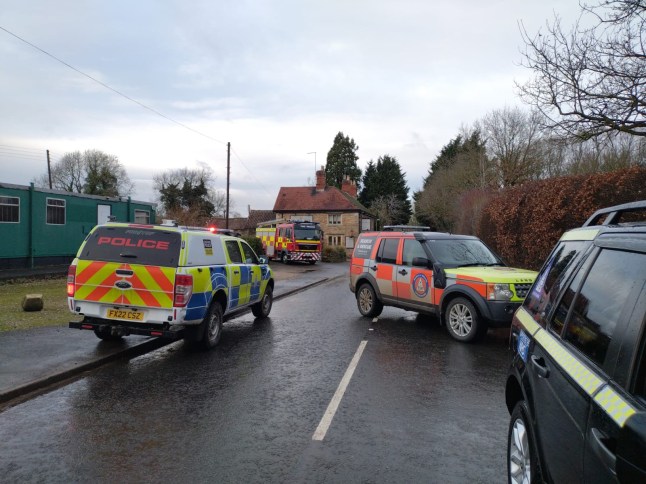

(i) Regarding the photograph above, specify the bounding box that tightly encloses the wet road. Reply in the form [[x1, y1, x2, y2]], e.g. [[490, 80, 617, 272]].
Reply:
[[0, 277, 511, 483]]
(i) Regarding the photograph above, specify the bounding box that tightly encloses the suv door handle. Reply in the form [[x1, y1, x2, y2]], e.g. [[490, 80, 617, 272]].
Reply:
[[370, 265, 377, 271], [399, 269, 408, 276], [530, 355, 550, 378], [590, 428, 616, 470]]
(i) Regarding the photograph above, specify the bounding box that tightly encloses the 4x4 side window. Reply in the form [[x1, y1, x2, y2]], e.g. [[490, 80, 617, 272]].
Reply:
[[563, 249, 646, 367], [377, 238, 399, 265], [523, 241, 586, 326], [402, 239, 426, 266], [225, 240, 243, 263], [240, 241, 258, 264]]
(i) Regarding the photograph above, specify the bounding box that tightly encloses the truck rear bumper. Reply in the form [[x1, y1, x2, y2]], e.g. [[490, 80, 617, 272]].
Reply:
[[69, 319, 186, 339]]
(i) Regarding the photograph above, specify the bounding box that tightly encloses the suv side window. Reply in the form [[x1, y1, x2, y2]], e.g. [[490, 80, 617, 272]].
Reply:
[[523, 241, 586, 325], [240, 241, 258, 264], [377, 238, 399, 265], [225, 240, 243, 263], [563, 249, 646, 367], [402, 239, 426, 267]]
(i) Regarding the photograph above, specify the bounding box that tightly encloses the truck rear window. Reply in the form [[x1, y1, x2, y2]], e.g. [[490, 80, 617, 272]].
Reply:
[[79, 226, 181, 267]]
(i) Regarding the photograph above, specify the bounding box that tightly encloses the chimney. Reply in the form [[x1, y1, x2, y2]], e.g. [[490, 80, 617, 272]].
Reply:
[[316, 166, 326, 191], [341, 175, 357, 198]]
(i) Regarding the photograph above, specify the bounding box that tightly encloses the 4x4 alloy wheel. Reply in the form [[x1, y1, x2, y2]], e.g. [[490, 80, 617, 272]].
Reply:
[[252, 286, 273, 318], [357, 283, 383, 318], [201, 302, 223, 349], [508, 400, 540, 484], [445, 297, 485, 342]]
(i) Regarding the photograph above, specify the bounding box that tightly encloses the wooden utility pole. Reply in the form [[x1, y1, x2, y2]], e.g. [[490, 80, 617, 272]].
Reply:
[[226, 142, 230, 229], [46, 150, 52, 189]]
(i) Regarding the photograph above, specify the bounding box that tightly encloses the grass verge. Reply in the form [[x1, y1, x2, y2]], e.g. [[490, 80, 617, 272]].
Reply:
[[0, 277, 80, 332]]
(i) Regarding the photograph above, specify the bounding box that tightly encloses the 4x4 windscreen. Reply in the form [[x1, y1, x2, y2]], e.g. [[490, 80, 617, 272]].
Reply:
[[79, 226, 182, 267], [425, 239, 499, 267]]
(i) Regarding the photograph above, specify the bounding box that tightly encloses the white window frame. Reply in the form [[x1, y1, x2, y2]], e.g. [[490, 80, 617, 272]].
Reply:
[[134, 209, 150, 224], [345, 236, 355, 249], [328, 214, 342, 225], [0, 196, 19, 223], [328, 235, 342, 246], [46, 197, 66, 225]]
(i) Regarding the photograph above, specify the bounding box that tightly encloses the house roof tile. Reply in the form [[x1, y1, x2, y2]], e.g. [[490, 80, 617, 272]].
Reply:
[[273, 186, 372, 214]]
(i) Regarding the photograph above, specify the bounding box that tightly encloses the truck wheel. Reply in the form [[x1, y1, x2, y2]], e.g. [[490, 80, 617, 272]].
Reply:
[[252, 286, 273, 318], [93, 327, 123, 341], [281, 252, 289, 264], [357, 283, 383, 318], [445, 297, 486, 343], [201, 302, 223, 349]]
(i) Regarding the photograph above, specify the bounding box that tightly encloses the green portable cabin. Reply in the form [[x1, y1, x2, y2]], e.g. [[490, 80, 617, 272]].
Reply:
[[0, 182, 156, 269]]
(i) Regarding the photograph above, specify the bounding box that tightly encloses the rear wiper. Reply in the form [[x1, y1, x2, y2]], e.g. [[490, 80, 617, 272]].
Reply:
[[458, 263, 484, 267], [120, 253, 138, 258], [484, 262, 504, 266]]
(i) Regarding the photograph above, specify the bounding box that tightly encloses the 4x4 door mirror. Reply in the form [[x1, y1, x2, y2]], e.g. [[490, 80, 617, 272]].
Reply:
[[412, 257, 430, 268], [616, 412, 646, 481], [432, 263, 446, 289], [258, 255, 269, 264]]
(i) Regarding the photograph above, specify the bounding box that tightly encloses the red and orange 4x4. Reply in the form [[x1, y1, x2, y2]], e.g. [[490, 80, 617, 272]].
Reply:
[[349, 227, 537, 342]]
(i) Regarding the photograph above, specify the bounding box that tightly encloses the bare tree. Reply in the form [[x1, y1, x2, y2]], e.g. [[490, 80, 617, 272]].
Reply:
[[153, 164, 227, 225], [518, 0, 646, 139], [478, 107, 545, 186], [34, 150, 133, 196], [370, 194, 406, 228]]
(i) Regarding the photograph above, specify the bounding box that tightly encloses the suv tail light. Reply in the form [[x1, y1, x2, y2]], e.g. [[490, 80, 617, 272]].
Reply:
[[67, 265, 76, 297], [174, 274, 193, 307]]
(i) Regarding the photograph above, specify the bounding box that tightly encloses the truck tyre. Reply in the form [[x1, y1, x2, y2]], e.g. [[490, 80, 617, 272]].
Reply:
[[445, 297, 486, 343], [357, 283, 383, 318], [252, 286, 273, 318], [281, 252, 289, 264], [201, 302, 223, 349], [94, 327, 123, 341]]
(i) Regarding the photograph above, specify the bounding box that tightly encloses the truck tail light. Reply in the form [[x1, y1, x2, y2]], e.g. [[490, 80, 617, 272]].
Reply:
[[67, 265, 76, 297], [174, 274, 193, 307]]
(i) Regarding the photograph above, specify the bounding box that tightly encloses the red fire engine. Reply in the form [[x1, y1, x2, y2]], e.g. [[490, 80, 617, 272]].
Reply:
[[256, 219, 322, 264]]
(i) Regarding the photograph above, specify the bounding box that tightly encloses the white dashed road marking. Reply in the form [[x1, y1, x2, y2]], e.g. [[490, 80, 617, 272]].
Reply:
[[312, 340, 368, 441]]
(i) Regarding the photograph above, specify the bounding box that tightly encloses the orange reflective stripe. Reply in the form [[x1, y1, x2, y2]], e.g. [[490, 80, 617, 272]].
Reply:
[[146, 266, 174, 293], [76, 261, 107, 284]]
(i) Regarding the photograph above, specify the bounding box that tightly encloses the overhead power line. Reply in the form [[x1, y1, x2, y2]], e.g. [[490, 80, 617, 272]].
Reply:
[[0, 25, 227, 147]]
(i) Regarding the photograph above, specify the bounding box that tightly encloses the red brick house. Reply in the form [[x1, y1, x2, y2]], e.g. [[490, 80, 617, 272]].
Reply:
[[272, 168, 375, 252]]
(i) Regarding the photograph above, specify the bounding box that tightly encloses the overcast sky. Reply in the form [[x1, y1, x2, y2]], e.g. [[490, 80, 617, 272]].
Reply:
[[0, 0, 582, 215]]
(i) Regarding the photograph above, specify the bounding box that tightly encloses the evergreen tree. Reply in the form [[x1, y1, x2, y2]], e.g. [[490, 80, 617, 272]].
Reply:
[[359, 155, 412, 225], [325, 132, 362, 189]]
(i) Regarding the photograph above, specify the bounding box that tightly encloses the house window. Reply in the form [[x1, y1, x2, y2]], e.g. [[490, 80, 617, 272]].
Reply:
[[346, 237, 355, 249], [328, 214, 341, 225], [361, 218, 371, 231], [328, 235, 343, 246], [134, 210, 150, 224], [46, 198, 66, 225], [298, 215, 313, 222], [0, 196, 19, 223]]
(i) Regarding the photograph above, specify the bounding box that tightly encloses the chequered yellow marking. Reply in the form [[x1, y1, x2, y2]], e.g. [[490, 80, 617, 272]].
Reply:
[[560, 228, 599, 241], [534, 330, 604, 396], [594, 387, 637, 427], [516, 307, 541, 336], [239, 281, 251, 304]]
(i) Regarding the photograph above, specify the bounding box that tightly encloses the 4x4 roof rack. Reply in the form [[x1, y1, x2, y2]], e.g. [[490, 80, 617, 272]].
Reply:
[[382, 225, 431, 232], [583, 200, 646, 227]]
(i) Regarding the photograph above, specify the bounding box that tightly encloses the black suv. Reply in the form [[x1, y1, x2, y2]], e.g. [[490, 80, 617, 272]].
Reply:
[[505, 201, 646, 483]]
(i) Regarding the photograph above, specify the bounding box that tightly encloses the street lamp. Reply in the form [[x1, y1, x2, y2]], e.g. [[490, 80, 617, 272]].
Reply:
[[307, 151, 316, 173]]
